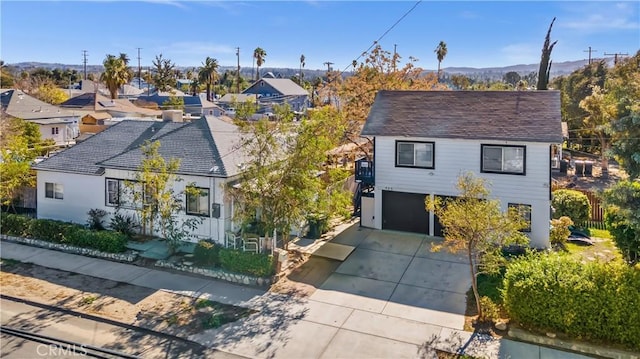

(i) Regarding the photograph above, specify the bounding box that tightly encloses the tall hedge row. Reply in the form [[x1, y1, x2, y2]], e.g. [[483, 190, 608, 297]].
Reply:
[[503, 253, 640, 349], [1, 213, 127, 253]]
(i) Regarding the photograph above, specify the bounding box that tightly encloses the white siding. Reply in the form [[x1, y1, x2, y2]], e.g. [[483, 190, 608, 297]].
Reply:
[[37, 168, 233, 245], [372, 136, 552, 248], [37, 171, 104, 224]]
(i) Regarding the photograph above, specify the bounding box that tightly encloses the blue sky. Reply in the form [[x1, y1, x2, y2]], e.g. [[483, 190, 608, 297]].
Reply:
[[1, 1, 638, 71]]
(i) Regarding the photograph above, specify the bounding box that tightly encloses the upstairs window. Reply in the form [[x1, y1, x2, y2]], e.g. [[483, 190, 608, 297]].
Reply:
[[186, 187, 210, 216], [481, 145, 525, 175], [45, 182, 63, 200], [396, 141, 434, 169]]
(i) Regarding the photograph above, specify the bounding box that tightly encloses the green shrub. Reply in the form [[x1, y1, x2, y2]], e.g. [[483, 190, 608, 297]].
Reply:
[[605, 209, 639, 265], [64, 229, 127, 253], [28, 218, 78, 243], [503, 252, 640, 349], [193, 240, 220, 267], [87, 208, 108, 231], [219, 248, 275, 277], [1, 213, 33, 236], [110, 211, 139, 238], [551, 189, 591, 225], [549, 216, 573, 245], [478, 296, 501, 323]]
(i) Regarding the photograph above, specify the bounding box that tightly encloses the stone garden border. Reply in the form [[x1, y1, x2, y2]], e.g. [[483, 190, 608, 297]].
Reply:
[[155, 259, 273, 287], [0, 234, 138, 262]]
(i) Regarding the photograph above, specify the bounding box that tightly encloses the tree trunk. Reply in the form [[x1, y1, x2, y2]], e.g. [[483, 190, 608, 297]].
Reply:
[[601, 138, 609, 178], [468, 249, 482, 319]]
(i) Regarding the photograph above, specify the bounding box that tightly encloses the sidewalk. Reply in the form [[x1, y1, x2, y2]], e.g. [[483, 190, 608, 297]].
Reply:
[[0, 241, 591, 359]]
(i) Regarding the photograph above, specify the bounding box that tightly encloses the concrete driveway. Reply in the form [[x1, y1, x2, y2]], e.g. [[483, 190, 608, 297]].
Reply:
[[310, 225, 471, 331]]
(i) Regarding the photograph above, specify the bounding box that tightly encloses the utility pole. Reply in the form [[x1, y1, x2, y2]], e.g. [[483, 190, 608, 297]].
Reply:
[[82, 50, 88, 80], [393, 44, 397, 71], [604, 52, 629, 65], [583, 46, 597, 64], [236, 47, 240, 94], [323, 61, 334, 106], [137, 47, 142, 88]]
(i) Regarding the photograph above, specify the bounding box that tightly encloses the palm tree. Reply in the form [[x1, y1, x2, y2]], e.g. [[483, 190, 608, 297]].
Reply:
[[100, 54, 130, 99], [434, 41, 448, 81], [253, 47, 267, 81], [199, 57, 219, 102], [190, 77, 200, 96], [299, 54, 306, 85]]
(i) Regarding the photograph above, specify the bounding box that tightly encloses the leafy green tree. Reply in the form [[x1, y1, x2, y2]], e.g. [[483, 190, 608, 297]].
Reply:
[[605, 51, 640, 179], [503, 71, 521, 87], [127, 140, 201, 248], [536, 17, 557, 90], [199, 57, 219, 102], [425, 172, 528, 319], [152, 54, 176, 92], [434, 41, 448, 81], [101, 54, 131, 99], [253, 47, 267, 81], [230, 105, 347, 249], [579, 85, 617, 175], [451, 74, 471, 90], [603, 181, 640, 264], [34, 82, 69, 104], [0, 118, 46, 207], [162, 95, 184, 110]]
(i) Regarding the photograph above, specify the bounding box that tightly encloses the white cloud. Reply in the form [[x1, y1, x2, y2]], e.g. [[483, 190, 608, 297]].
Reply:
[[140, 0, 187, 8], [560, 2, 639, 31], [459, 10, 478, 19], [500, 43, 539, 65]]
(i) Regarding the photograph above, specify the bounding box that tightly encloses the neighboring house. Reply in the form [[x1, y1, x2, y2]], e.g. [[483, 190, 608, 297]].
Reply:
[[60, 92, 161, 131], [136, 94, 224, 117], [217, 93, 257, 110], [1, 89, 80, 146], [357, 90, 563, 248], [242, 77, 309, 112], [33, 116, 249, 244]]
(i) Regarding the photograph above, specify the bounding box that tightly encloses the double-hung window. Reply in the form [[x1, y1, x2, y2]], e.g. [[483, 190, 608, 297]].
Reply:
[[396, 141, 434, 169], [508, 203, 532, 232], [481, 145, 525, 175], [105, 179, 141, 208], [186, 187, 210, 216], [45, 182, 63, 199]]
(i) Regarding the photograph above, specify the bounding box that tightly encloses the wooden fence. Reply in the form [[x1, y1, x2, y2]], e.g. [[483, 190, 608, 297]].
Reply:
[[552, 187, 606, 229]]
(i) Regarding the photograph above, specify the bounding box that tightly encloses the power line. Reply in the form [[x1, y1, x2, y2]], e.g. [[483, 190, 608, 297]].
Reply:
[[82, 50, 88, 80], [340, 0, 422, 75], [603, 52, 629, 65], [137, 48, 142, 89], [583, 46, 597, 64]]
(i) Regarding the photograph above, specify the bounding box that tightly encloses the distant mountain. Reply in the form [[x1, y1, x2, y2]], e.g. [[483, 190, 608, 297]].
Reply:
[[443, 58, 615, 80], [7, 57, 616, 81]]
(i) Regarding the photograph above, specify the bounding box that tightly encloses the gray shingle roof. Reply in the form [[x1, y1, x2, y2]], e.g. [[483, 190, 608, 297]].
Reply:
[[1, 89, 77, 120], [33, 117, 246, 178], [361, 90, 563, 143], [244, 78, 308, 96]]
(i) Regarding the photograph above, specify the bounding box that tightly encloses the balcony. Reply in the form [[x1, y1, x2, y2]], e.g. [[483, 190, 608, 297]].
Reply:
[[355, 158, 374, 185]]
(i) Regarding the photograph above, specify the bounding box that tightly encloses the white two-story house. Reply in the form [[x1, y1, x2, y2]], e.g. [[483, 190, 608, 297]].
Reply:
[[32, 116, 249, 244], [357, 90, 563, 248]]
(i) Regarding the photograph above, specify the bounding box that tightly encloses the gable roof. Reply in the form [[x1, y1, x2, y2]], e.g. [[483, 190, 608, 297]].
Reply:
[[60, 92, 161, 117], [1, 89, 77, 120], [361, 90, 563, 143], [243, 78, 308, 96], [33, 117, 247, 178]]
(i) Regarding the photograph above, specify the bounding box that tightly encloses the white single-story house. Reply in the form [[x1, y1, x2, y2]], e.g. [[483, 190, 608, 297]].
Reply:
[[357, 90, 563, 248], [33, 116, 249, 244]]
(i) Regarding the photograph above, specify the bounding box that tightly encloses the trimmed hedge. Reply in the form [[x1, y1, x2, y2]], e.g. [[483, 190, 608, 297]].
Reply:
[[551, 189, 591, 225], [1, 213, 127, 253], [503, 253, 640, 349], [219, 248, 275, 277], [193, 240, 221, 267]]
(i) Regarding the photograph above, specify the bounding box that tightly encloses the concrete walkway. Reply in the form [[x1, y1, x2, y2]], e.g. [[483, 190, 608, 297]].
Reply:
[[1, 236, 591, 359]]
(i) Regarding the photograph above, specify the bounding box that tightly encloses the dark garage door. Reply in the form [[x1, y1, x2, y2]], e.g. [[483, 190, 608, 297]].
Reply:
[[382, 191, 429, 234], [433, 195, 458, 237]]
